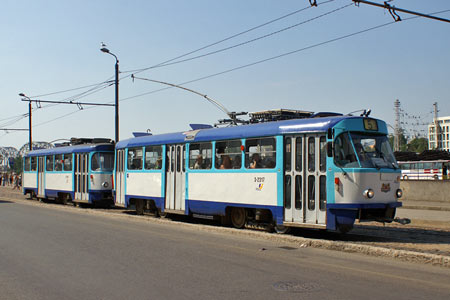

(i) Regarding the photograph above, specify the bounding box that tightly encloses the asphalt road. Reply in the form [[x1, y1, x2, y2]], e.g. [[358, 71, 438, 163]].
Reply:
[[1, 200, 449, 300]]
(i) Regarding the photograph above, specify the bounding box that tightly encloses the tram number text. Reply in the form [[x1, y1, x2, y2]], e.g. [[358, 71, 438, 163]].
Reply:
[[254, 177, 265, 183]]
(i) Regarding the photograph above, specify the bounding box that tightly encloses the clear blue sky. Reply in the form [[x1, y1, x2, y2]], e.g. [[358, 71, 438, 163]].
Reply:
[[1, 0, 449, 150]]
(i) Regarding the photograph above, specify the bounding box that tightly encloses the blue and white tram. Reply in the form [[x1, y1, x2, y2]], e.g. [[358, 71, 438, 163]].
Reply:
[[23, 143, 115, 205], [114, 115, 402, 232]]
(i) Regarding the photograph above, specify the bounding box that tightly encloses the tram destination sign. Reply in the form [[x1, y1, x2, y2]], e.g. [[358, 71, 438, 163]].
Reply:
[[363, 119, 378, 131]]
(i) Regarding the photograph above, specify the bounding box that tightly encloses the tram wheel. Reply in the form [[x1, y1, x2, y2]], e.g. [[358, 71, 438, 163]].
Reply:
[[60, 194, 68, 205], [273, 225, 291, 234], [135, 199, 144, 215], [157, 208, 167, 219], [230, 207, 246, 229], [337, 224, 353, 234]]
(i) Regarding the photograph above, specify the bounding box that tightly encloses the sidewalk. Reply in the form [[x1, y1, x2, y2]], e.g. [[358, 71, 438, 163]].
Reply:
[[400, 199, 450, 211], [0, 185, 25, 200], [397, 199, 450, 226]]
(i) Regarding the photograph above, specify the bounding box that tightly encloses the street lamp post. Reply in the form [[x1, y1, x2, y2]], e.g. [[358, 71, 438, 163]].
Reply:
[[100, 47, 119, 143], [19, 93, 32, 151]]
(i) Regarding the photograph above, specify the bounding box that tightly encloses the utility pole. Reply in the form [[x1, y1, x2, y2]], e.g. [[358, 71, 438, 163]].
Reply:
[[18, 93, 33, 151], [394, 99, 400, 152], [433, 102, 440, 150], [100, 46, 119, 143]]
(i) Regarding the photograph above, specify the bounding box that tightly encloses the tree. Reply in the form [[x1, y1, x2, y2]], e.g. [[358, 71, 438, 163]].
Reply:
[[407, 138, 428, 153], [388, 131, 408, 151], [11, 156, 23, 174]]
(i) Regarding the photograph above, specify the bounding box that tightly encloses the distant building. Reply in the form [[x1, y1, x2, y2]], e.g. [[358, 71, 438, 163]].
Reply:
[[428, 116, 450, 151]]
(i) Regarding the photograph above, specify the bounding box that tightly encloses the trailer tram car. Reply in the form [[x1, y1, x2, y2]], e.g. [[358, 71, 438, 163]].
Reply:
[[23, 142, 115, 206], [114, 113, 402, 233]]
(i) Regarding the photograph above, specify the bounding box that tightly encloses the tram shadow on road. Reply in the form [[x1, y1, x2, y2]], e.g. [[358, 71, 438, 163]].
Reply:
[[0, 200, 13, 204], [119, 208, 450, 256]]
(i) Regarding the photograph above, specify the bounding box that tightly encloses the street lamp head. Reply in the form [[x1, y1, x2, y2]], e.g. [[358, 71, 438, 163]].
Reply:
[[19, 93, 26, 97], [100, 47, 110, 54]]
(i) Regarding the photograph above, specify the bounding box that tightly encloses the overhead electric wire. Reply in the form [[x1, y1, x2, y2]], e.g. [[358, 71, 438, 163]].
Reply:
[[1, 82, 114, 131], [30, 75, 115, 98], [0, 113, 29, 123], [5, 7, 449, 135], [131, 2, 353, 71], [0, 115, 28, 128], [34, 106, 97, 128], [353, 0, 450, 23], [6, 0, 335, 130], [123, 0, 338, 74], [120, 8, 450, 103]]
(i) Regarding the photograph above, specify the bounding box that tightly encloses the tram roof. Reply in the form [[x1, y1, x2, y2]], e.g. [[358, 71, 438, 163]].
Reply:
[[25, 143, 115, 157], [116, 115, 374, 149]]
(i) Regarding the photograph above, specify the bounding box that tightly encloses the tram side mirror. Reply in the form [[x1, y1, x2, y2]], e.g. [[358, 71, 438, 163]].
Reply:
[[327, 128, 332, 140], [327, 142, 333, 158]]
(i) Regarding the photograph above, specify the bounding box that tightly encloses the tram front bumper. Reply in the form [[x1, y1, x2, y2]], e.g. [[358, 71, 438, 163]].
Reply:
[[326, 202, 402, 230]]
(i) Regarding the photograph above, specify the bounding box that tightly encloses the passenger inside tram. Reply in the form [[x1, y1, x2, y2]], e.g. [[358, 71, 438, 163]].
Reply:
[[219, 155, 232, 169]]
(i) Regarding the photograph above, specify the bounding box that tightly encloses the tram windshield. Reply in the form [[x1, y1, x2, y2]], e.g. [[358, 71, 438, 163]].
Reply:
[[334, 133, 398, 169], [91, 152, 114, 172]]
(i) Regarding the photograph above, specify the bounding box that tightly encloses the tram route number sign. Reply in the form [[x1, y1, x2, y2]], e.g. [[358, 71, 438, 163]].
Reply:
[[363, 119, 378, 131]]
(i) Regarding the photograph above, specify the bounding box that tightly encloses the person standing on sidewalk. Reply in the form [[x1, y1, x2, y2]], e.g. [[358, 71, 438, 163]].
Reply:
[[13, 174, 20, 190]]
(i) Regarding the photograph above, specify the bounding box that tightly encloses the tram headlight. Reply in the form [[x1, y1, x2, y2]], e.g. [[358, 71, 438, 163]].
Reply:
[[396, 189, 403, 198], [363, 189, 374, 199], [102, 182, 109, 188]]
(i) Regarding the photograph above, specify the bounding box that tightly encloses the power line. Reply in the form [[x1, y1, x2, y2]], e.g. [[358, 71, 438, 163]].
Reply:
[[121, 8, 450, 103], [21, 3, 323, 109], [5, 0, 335, 132], [6, 7, 450, 136], [30, 76, 115, 98], [131, 2, 353, 71], [353, 0, 450, 23], [1, 81, 115, 131], [123, 1, 338, 75]]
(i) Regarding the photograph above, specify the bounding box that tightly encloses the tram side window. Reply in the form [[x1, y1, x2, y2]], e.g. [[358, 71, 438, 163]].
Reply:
[[334, 134, 358, 168], [215, 140, 242, 169], [145, 146, 163, 170], [46, 155, 54, 171], [63, 154, 72, 171], [319, 136, 327, 172], [127, 147, 143, 170], [245, 138, 276, 169], [189, 143, 212, 169], [31, 157, 37, 171], [24, 157, 31, 171], [308, 137, 315, 172], [54, 154, 63, 171]]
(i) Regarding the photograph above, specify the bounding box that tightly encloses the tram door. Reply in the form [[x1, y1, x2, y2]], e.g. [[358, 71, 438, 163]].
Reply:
[[165, 144, 186, 212], [74, 153, 89, 202], [115, 149, 126, 207], [284, 135, 327, 225], [37, 156, 45, 198]]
